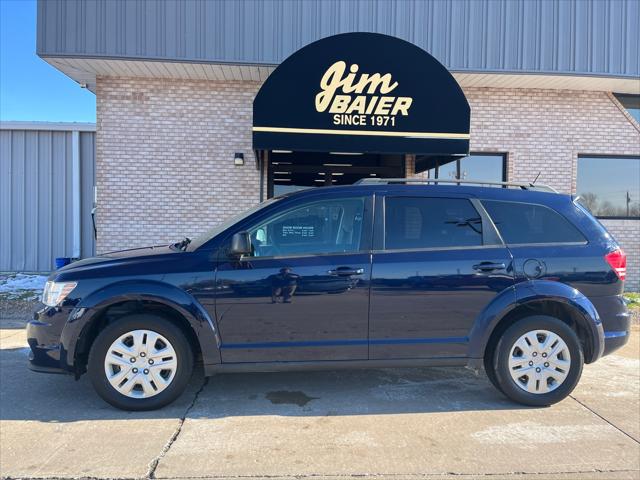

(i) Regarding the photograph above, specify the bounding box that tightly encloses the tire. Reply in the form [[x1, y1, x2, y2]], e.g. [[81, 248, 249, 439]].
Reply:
[[489, 315, 584, 407], [88, 314, 194, 411]]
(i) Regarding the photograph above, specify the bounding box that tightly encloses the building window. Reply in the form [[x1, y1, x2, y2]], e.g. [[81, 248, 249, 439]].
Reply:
[[577, 156, 640, 219], [614, 94, 640, 123], [426, 153, 506, 183]]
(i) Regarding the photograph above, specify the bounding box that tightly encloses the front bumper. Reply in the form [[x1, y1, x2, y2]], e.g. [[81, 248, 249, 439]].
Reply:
[[26, 305, 74, 374]]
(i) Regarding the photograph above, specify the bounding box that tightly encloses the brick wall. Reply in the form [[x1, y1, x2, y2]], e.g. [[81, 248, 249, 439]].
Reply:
[[95, 77, 261, 253], [96, 77, 640, 288], [465, 88, 640, 194]]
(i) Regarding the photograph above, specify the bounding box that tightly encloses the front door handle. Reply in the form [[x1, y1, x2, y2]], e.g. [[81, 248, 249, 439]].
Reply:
[[473, 262, 506, 272], [327, 267, 365, 276]]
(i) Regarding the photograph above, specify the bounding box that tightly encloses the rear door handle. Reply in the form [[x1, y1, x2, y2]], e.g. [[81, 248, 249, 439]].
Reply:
[[473, 262, 506, 272], [327, 267, 365, 276]]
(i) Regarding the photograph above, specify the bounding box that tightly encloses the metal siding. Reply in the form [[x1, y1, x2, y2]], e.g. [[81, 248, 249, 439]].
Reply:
[[36, 0, 640, 78], [0, 128, 96, 272], [24, 131, 38, 271], [0, 132, 12, 269]]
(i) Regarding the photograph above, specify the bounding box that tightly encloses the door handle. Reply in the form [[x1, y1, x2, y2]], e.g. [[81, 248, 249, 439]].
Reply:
[[473, 262, 506, 272], [327, 267, 365, 276]]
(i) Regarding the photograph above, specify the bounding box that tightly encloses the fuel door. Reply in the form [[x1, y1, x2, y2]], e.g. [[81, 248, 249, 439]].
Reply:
[[523, 258, 546, 279]]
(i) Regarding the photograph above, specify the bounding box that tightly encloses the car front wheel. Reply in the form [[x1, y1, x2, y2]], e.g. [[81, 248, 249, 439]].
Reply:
[[490, 315, 584, 407], [88, 314, 194, 411]]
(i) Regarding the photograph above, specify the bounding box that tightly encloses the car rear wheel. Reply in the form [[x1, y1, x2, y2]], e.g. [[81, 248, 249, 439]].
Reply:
[[490, 315, 584, 406], [88, 314, 193, 411]]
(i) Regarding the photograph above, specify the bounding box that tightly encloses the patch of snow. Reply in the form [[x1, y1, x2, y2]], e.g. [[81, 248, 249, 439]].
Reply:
[[0, 274, 47, 298]]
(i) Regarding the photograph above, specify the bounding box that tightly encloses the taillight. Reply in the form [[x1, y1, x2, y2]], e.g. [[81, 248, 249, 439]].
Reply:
[[605, 249, 627, 281]]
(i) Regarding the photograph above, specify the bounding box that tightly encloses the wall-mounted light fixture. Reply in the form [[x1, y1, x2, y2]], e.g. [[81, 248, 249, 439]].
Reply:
[[234, 152, 245, 166]]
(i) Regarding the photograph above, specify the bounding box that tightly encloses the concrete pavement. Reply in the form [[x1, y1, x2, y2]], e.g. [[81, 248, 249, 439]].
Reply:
[[1, 315, 638, 479]]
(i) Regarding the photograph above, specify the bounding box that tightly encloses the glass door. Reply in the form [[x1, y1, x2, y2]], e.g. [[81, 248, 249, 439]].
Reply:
[[268, 151, 406, 197]]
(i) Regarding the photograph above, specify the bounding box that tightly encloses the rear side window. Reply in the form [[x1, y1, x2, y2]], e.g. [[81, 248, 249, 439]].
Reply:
[[482, 200, 586, 245], [385, 197, 483, 250]]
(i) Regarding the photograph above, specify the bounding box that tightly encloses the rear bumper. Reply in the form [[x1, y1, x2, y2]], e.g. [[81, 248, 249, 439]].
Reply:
[[603, 330, 630, 356], [590, 295, 631, 357]]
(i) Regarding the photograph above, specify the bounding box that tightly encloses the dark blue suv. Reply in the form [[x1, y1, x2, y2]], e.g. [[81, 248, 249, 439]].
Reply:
[[28, 180, 630, 410]]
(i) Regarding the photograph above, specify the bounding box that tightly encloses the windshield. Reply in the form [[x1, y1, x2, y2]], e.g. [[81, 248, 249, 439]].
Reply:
[[186, 198, 281, 251]]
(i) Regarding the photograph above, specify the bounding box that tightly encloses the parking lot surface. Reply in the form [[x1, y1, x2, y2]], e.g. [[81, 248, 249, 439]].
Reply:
[[1, 310, 638, 480]]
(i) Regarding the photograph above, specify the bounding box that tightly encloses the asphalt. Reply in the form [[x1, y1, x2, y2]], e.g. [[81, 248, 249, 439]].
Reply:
[[0, 312, 638, 480]]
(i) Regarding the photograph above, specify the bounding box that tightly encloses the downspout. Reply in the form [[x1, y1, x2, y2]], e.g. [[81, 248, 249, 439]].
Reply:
[[71, 130, 81, 258]]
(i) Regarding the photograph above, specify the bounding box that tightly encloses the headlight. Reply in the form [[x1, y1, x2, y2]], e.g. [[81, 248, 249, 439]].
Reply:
[[42, 281, 77, 307]]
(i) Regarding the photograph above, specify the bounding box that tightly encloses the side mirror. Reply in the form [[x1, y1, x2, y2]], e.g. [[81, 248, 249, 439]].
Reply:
[[230, 231, 252, 256]]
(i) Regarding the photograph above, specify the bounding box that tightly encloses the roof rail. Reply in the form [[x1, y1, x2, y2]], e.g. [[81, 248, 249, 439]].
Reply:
[[354, 178, 558, 193]]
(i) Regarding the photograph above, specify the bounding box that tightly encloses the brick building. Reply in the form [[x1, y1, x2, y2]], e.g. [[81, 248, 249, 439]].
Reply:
[[36, 0, 639, 288]]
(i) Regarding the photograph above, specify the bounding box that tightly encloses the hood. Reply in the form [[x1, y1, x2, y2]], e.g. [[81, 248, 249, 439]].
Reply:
[[53, 244, 177, 280]]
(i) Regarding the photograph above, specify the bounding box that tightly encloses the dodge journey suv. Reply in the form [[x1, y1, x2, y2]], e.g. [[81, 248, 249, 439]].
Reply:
[[28, 179, 630, 410]]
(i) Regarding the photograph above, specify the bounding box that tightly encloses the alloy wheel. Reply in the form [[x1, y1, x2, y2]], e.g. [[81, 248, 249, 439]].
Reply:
[[103, 329, 178, 398], [507, 329, 571, 394]]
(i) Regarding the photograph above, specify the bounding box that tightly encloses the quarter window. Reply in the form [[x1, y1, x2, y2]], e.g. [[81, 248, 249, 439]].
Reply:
[[482, 200, 585, 245], [385, 197, 483, 250], [247, 197, 367, 257], [576, 156, 640, 219]]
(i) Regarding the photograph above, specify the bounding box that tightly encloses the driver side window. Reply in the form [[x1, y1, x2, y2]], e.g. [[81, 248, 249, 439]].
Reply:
[[247, 197, 367, 257]]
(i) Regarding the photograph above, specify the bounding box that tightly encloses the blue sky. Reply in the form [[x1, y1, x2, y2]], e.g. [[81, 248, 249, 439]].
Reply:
[[0, 0, 95, 122]]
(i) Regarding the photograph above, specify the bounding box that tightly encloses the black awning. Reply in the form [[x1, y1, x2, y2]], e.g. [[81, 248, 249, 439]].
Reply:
[[253, 32, 470, 156]]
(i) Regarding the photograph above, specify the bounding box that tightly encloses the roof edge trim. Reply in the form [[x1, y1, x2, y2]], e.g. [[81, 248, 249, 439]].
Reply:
[[0, 121, 96, 132]]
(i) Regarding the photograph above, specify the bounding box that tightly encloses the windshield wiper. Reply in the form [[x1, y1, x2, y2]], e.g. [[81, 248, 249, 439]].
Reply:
[[174, 237, 191, 251]]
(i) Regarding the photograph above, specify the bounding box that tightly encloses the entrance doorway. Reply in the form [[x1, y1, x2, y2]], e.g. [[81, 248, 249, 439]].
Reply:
[[267, 151, 405, 197]]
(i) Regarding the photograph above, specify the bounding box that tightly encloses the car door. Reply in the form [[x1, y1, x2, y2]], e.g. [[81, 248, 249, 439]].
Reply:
[[369, 193, 514, 359], [215, 192, 373, 363]]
